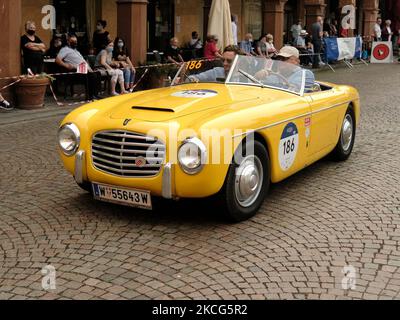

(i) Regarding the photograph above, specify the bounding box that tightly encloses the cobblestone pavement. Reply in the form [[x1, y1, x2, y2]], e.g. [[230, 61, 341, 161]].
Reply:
[[0, 64, 399, 300]]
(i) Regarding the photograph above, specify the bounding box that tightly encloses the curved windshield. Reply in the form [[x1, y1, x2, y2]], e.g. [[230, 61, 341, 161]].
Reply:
[[226, 55, 307, 95], [171, 55, 309, 95]]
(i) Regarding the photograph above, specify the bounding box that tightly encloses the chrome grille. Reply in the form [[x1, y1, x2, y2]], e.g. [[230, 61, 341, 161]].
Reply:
[[91, 130, 165, 177]]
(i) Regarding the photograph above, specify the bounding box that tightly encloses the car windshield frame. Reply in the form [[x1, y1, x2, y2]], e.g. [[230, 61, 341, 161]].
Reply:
[[226, 55, 306, 96]]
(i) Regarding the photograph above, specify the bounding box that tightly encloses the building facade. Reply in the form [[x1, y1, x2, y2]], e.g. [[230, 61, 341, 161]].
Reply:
[[0, 0, 396, 101]]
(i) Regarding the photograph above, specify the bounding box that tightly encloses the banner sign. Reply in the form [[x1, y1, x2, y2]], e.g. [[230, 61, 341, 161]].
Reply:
[[370, 42, 393, 63], [324, 37, 362, 62]]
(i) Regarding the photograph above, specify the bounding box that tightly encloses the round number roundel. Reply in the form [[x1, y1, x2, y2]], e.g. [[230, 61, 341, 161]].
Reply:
[[373, 44, 390, 61], [279, 122, 299, 171]]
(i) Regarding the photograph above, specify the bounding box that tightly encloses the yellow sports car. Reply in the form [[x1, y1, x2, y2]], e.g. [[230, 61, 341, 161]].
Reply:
[[58, 55, 360, 222]]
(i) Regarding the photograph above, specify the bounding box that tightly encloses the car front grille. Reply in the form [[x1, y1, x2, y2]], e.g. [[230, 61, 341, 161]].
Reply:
[[91, 130, 165, 177]]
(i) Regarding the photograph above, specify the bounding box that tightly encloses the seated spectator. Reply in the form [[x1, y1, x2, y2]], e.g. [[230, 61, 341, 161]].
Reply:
[[55, 35, 101, 100], [113, 37, 136, 92], [166, 37, 184, 65], [95, 39, 128, 96], [189, 31, 203, 59], [295, 30, 313, 66], [21, 21, 46, 74], [46, 36, 63, 59], [0, 93, 12, 111], [265, 34, 278, 58], [204, 35, 222, 60], [93, 20, 110, 55], [240, 33, 256, 56], [256, 34, 268, 58]]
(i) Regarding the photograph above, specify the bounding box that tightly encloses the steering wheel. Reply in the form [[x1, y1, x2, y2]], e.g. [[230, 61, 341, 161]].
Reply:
[[267, 70, 291, 88]]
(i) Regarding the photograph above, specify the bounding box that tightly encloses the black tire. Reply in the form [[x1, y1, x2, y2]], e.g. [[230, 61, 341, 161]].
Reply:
[[331, 106, 356, 162], [221, 140, 270, 222]]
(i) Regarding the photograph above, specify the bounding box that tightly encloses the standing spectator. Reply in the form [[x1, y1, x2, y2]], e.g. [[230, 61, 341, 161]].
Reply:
[[165, 37, 184, 65], [93, 20, 110, 54], [240, 33, 256, 56], [204, 35, 222, 60], [290, 20, 302, 44], [46, 36, 63, 58], [265, 34, 278, 58], [381, 20, 393, 42], [374, 17, 382, 41], [0, 93, 12, 111], [95, 40, 128, 96], [113, 37, 136, 92], [312, 16, 324, 68], [189, 31, 203, 59], [295, 30, 313, 66], [231, 15, 238, 46], [55, 35, 101, 101], [21, 21, 46, 74], [256, 35, 268, 57]]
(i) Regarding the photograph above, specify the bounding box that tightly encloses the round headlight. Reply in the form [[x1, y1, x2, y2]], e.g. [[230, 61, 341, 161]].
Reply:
[[58, 123, 80, 156], [178, 137, 207, 175]]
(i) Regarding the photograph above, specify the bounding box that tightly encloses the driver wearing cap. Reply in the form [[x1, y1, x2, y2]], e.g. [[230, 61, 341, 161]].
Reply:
[[255, 46, 315, 93]]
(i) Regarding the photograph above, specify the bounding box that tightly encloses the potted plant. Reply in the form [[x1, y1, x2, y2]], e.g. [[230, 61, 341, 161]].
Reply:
[[15, 73, 54, 110]]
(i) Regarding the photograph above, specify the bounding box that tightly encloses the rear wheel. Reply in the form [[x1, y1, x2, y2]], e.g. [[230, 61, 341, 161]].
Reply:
[[221, 140, 270, 222], [331, 107, 356, 161]]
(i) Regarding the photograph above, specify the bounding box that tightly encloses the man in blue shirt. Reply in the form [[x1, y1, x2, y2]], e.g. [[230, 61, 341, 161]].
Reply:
[[240, 33, 256, 56], [255, 46, 316, 93]]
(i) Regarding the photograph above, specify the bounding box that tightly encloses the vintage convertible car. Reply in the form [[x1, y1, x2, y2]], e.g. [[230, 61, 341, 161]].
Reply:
[[58, 55, 360, 221]]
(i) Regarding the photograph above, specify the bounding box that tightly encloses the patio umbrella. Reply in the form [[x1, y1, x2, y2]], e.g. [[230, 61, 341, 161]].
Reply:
[[208, 0, 234, 51]]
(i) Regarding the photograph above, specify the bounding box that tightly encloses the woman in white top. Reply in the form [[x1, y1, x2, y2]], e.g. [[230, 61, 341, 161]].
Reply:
[[95, 40, 128, 96], [265, 34, 278, 58]]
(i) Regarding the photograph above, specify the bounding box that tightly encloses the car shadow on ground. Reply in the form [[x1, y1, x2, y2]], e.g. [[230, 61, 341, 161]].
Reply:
[[70, 155, 346, 226]]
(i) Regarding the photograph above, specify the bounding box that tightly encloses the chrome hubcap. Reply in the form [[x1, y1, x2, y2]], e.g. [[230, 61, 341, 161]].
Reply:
[[234, 155, 263, 208], [341, 114, 353, 152]]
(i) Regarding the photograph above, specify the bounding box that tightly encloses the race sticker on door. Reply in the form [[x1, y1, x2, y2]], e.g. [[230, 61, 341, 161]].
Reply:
[[92, 182, 152, 210], [279, 122, 299, 171]]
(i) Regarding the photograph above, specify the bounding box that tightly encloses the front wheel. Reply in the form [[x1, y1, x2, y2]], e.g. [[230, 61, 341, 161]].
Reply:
[[331, 107, 356, 161], [221, 140, 270, 222]]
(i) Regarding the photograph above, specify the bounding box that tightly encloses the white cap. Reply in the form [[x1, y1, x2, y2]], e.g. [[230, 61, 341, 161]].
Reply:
[[277, 46, 300, 59]]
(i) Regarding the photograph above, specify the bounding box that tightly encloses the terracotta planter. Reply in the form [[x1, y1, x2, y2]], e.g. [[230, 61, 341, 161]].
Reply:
[[15, 77, 49, 109]]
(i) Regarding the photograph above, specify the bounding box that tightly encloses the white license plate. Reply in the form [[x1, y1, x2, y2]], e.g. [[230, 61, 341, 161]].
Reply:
[[92, 183, 152, 210]]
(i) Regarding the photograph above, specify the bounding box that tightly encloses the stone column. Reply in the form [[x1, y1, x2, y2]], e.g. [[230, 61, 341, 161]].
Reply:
[[363, 0, 379, 37], [116, 0, 148, 65], [263, 0, 288, 50], [0, 0, 22, 103], [304, 0, 326, 34]]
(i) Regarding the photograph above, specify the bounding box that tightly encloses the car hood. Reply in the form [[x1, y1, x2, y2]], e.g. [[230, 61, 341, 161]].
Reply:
[[109, 84, 261, 122]]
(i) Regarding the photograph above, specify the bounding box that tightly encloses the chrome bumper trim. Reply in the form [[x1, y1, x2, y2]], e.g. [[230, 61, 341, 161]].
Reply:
[[74, 151, 85, 184], [162, 163, 173, 199]]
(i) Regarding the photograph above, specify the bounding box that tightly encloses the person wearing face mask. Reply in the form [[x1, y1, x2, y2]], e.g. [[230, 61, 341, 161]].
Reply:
[[56, 35, 101, 101], [166, 37, 184, 65], [113, 37, 136, 92], [93, 20, 110, 54], [265, 34, 278, 58], [20, 21, 46, 74], [95, 40, 128, 96], [240, 33, 256, 56]]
